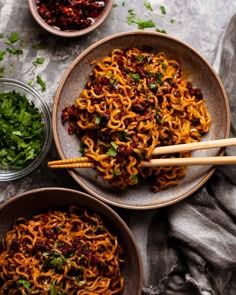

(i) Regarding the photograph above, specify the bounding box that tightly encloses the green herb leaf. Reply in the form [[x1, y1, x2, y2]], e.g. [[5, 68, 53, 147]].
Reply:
[[113, 3, 118, 8], [36, 75, 46, 92], [122, 1, 126, 6], [95, 113, 102, 125], [0, 51, 6, 61], [107, 142, 118, 157], [144, 0, 153, 11], [0, 91, 44, 169], [130, 72, 140, 82], [136, 55, 144, 62], [156, 28, 167, 34], [79, 142, 87, 156], [137, 19, 155, 29], [132, 174, 139, 184], [18, 279, 31, 290], [170, 19, 175, 24], [0, 33, 4, 38], [160, 5, 166, 14], [6, 47, 23, 55], [112, 169, 119, 177], [32, 57, 45, 66], [5, 32, 20, 44]]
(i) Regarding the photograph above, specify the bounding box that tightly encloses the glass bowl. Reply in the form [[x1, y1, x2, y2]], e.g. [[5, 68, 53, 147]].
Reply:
[[0, 78, 52, 181]]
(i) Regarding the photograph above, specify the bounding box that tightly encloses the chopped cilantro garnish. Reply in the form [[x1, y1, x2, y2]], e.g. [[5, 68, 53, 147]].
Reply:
[[18, 279, 31, 289], [112, 169, 119, 177], [112, 3, 118, 8], [156, 28, 167, 34], [0, 91, 44, 169], [95, 113, 101, 125], [6, 47, 23, 55], [107, 142, 118, 157], [36, 75, 46, 92], [144, 0, 153, 11], [9, 64, 14, 72], [130, 72, 140, 82], [138, 19, 155, 29], [122, 1, 126, 6], [160, 5, 166, 14], [0, 51, 5, 61], [132, 174, 139, 184], [0, 33, 4, 38], [170, 19, 175, 24], [5, 32, 20, 44], [136, 55, 144, 62], [32, 57, 45, 66], [79, 142, 87, 156]]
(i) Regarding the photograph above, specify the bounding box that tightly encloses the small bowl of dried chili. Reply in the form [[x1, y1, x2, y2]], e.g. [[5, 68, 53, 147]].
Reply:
[[28, 0, 113, 37]]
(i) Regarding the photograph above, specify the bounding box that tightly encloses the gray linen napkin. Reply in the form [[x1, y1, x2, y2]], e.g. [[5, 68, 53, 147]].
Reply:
[[123, 13, 236, 295]]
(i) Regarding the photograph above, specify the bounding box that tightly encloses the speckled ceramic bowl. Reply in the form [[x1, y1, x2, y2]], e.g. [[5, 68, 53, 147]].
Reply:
[[28, 0, 113, 37], [0, 187, 143, 294], [52, 31, 230, 209]]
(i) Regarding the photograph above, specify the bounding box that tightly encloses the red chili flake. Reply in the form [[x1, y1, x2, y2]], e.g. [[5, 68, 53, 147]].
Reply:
[[36, 0, 106, 31]]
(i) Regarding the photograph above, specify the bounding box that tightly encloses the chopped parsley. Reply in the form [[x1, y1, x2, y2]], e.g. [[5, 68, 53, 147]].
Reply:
[[170, 18, 175, 24], [112, 169, 119, 177], [144, 0, 153, 11], [160, 5, 166, 14], [112, 3, 118, 8], [0, 51, 6, 61], [132, 174, 139, 184], [130, 72, 140, 82], [36, 75, 46, 92], [122, 1, 126, 6], [95, 113, 102, 125], [5, 32, 20, 44], [6, 47, 23, 55], [127, 10, 156, 29], [18, 279, 31, 290], [0, 33, 4, 38], [156, 28, 167, 34], [32, 57, 45, 66], [107, 141, 118, 157], [0, 91, 44, 169]]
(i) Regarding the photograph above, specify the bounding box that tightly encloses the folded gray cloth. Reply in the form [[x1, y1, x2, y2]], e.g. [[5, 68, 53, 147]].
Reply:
[[125, 13, 236, 295]]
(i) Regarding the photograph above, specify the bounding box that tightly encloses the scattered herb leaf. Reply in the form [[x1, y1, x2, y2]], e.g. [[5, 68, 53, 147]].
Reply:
[[160, 5, 166, 14], [18, 279, 31, 290], [95, 113, 101, 125], [137, 19, 155, 29], [0, 51, 6, 61], [144, 0, 153, 11], [112, 169, 119, 177], [107, 142, 118, 157], [170, 19, 175, 24], [122, 1, 126, 6], [36, 75, 46, 92], [156, 28, 167, 34], [5, 32, 20, 44], [6, 47, 23, 55], [132, 174, 139, 184], [32, 57, 45, 66], [0, 33, 4, 38], [112, 3, 118, 8]]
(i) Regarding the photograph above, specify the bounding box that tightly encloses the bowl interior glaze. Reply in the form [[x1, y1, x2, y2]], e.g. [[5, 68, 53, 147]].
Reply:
[[0, 187, 143, 295], [53, 31, 230, 209]]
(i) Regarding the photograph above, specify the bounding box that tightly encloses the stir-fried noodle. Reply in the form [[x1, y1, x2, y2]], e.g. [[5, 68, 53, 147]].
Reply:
[[62, 47, 211, 191], [0, 207, 124, 294]]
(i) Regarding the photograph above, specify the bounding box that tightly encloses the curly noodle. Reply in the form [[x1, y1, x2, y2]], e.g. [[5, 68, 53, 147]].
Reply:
[[0, 207, 124, 294], [62, 47, 211, 192]]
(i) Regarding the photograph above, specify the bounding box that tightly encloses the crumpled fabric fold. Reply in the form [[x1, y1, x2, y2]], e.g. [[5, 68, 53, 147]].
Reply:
[[131, 12, 236, 295]]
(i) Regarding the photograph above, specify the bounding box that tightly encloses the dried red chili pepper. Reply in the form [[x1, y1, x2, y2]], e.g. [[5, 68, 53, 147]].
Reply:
[[36, 0, 106, 31]]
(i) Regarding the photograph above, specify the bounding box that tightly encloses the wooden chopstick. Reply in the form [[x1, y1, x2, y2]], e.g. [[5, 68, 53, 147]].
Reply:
[[48, 138, 236, 168], [141, 156, 236, 167], [152, 138, 236, 155]]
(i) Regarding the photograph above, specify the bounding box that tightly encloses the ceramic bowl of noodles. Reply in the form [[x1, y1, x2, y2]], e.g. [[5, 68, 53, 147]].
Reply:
[[28, 0, 113, 37], [0, 187, 143, 294], [52, 31, 230, 209]]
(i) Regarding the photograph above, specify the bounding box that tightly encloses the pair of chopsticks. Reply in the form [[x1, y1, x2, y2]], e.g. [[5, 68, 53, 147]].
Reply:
[[48, 138, 236, 169]]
